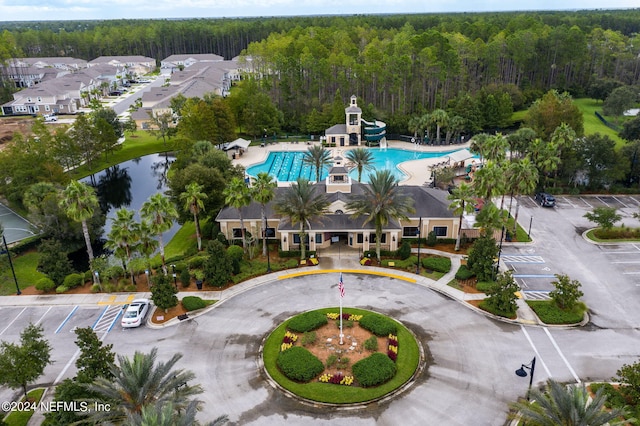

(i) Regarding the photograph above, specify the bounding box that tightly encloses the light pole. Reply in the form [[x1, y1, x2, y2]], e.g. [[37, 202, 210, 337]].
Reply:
[[3, 235, 20, 295], [515, 357, 536, 401], [171, 264, 177, 290], [416, 217, 422, 275], [495, 225, 505, 277], [145, 269, 150, 287], [528, 216, 533, 239], [265, 219, 271, 273]]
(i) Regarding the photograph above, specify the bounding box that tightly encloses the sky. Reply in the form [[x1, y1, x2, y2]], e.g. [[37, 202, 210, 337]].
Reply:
[[0, 0, 638, 22]]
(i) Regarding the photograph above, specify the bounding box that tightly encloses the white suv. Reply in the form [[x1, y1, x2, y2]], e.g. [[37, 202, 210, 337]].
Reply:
[[43, 114, 58, 122]]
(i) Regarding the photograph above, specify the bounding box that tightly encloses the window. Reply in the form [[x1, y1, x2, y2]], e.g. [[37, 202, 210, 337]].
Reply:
[[333, 175, 344, 182], [403, 227, 419, 237], [44, 105, 50, 111], [357, 233, 363, 244], [265, 227, 275, 238], [232, 228, 245, 238], [433, 226, 447, 237], [315, 234, 322, 244], [349, 114, 358, 125], [331, 136, 336, 143], [27, 97, 32, 103], [37, 97, 42, 102], [370, 233, 386, 243]]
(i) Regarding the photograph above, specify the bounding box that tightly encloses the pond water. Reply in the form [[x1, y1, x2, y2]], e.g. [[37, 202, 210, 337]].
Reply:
[[82, 152, 178, 243]]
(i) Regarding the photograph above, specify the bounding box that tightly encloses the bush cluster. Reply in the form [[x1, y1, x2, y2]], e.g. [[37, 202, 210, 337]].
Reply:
[[422, 256, 451, 273], [277, 346, 324, 382], [278, 250, 317, 258], [62, 273, 85, 289], [454, 264, 474, 280], [396, 241, 411, 260], [527, 301, 585, 324], [181, 296, 206, 311], [352, 353, 397, 387], [287, 311, 328, 333], [35, 277, 56, 292], [188, 255, 208, 269], [364, 336, 378, 351], [359, 314, 397, 336]]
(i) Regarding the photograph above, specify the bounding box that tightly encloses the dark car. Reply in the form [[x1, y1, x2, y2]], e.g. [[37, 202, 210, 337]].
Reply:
[[535, 192, 556, 207]]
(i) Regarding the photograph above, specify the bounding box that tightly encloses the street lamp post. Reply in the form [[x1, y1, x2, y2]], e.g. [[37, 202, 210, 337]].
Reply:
[[265, 219, 271, 273], [171, 264, 177, 290], [416, 217, 422, 275], [145, 269, 150, 287], [515, 357, 536, 401], [3, 235, 20, 295], [495, 225, 505, 277], [528, 216, 533, 239]]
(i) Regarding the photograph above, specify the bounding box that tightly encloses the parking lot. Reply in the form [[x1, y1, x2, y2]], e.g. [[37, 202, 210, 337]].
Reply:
[[501, 194, 640, 299]]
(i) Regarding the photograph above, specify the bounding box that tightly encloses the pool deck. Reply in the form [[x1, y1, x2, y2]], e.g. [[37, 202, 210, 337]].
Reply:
[[233, 139, 472, 187]]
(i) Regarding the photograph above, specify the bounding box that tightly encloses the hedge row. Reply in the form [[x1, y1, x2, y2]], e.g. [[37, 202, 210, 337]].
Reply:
[[455, 265, 474, 280], [352, 353, 397, 387], [278, 250, 317, 258], [182, 296, 206, 311], [287, 311, 328, 333], [277, 346, 324, 382], [422, 256, 451, 273], [359, 314, 397, 336]]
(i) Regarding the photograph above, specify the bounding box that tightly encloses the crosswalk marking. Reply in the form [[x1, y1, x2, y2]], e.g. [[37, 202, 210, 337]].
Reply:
[[502, 255, 545, 264], [522, 290, 551, 300], [93, 305, 124, 333]]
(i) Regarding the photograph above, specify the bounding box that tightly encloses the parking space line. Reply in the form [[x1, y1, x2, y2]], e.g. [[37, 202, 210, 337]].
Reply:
[[544, 328, 581, 384], [628, 196, 640, 206], [622, 272, 640, 275], [596, 196, 611, 206], [35, 306, 53, 325], [612, 261, 640, 263], [613, 196, 631, 209], [0, 307, 26, 336], [55, 306, 78, 334], [580, 197, 593, 208], [513, 274, 556, 278], [91, 306, 110, 329], [561, 197, 576, 208]]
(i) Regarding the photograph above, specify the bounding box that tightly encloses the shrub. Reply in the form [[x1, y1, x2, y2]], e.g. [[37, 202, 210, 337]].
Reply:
[[35, 277, 56, 292], [278, 250, 317, 258], [301, 331, 317, 346], [56, 285, 69, 294], [182, 296, 206, 311], [276, 346, 324, 382], [455, 264, 474, 280], [62, 273, 85, 289], [359, 314, 397, 336], [326, 354, 338, 368], [188, 255, 208, 269], [364, 336, 378, 351], [103, 283, 115, 293], [179, 268, 191, 288], [422, 256, 451, 273], [527, 301, 585, 324], [426, 231, 437, 246], [476, 281, 497, 292], [90, 283, 101, 293], [337, 357, 350, 369], [227, 244, 244, 274], [352, 353, 397, 387], [287, 311, 328, 333], [396, 240, 411, 260]]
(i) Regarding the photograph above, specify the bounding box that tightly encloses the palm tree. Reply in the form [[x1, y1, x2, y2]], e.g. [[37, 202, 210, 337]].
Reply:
[[302, 145, 332, 183], [529, 139, 561, 188], [140, 193, 179, 275], [474, 203, 503, 238], [345, 148, 374, 182], [408, 114, 429, 142], [223, 177, 252, 251], [85, 348, 203, 424], [105, 208, 140, 284], [251, 172, 276, 257], [506, 157, 539, 235], [274, 178, 329, 261], [180, 182, 208, 252], [473, 160, 506, 204], [345, 170, 415, 261], [59, 180, 99, 283], [127, 400, 228, 426], [430, 109, 449, 144], [138, 220, 159, 280], [483, 133, 509, 162], [510, 379, 631, 426], [447, 182, 477, 251]]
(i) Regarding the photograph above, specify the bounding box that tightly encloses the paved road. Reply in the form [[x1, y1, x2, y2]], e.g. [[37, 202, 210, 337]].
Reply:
[[3, 193, 640, 424]]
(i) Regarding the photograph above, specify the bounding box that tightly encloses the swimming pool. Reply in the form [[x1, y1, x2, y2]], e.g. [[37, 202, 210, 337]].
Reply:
[[245, 148, 461, 183]]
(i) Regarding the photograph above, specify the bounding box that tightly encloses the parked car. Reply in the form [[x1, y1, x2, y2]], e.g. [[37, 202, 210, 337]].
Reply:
[[43, 114, 57, 122], [121, 298, 150, 328], [535, 192, 556, 207]]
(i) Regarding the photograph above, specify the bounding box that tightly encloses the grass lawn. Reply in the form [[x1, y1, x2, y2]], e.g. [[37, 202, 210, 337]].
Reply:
[[3, 388, 45, 426], [585, 228, 640, 243], [263, 307, 421, 404], [527, 300, 586, 324], [573, 98, 624, 148], [0, 251, 45, 295], [71, 131, 176, 179]]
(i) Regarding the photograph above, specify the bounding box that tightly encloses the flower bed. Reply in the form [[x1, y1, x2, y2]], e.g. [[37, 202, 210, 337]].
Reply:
[[263, 307, 422, 404]]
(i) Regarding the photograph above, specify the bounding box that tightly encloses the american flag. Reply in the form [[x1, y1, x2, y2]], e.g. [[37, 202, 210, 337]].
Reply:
[[338, 273, 345, 298]]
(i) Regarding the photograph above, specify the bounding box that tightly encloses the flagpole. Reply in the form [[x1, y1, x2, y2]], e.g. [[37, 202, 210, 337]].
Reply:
[[339, 271, 344, 345]]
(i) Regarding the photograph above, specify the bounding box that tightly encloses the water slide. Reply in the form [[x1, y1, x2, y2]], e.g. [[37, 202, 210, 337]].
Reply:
[[361, 119, 386, 145]]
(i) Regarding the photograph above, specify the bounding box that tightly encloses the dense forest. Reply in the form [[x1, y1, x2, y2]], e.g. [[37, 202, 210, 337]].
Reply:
[[3, 10, 640, 130]]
